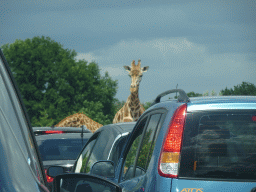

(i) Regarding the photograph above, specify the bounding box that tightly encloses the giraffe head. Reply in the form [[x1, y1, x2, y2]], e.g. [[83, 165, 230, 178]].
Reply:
[[124, 60, 149, 93]]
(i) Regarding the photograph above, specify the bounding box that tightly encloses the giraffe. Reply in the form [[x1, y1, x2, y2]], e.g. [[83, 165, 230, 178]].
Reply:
[[55, 113, 103, 133], [113, 59, 149, 124]]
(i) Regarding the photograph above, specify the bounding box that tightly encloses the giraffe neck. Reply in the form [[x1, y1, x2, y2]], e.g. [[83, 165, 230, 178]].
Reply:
[[127, 88, 141, 117]]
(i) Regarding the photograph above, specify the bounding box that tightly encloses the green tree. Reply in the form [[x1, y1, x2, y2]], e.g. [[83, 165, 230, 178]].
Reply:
[[33, 110, 55, 127], [1, 36, 117, 126], [220, 82, 256, 96], [203, 90, 209, 96], [202, 89, 217, 96], [187, 91, 203, 97], [78, 100, 112, 125], [113, 99, 125, 114], [142, 101, 153, 110]]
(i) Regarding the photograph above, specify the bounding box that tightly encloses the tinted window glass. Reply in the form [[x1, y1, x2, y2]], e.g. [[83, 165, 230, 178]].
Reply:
[[180, 110, 256, 180], [74, 137, 97, 173], [136, 114, 161, 174], [108, 134, 129, 166], [85, 131, 111, 173], [122, 118, 147, 180], [38, 139, 86, 161]]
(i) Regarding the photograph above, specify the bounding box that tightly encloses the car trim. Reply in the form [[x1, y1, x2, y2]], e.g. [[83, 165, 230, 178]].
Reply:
[[107, 132, 130, 160], [188, 103, 256, 111]]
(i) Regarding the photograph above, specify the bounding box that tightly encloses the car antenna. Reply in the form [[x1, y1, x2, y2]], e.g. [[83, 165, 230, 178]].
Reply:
[[81, 125, 85, 146]]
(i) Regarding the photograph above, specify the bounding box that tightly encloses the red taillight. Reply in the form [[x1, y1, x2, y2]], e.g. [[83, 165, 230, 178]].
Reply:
[[252, 116, 256, 121], [43, 130, 64, 134], [158, 104, 187, 178], [44, 169, 54, 183]]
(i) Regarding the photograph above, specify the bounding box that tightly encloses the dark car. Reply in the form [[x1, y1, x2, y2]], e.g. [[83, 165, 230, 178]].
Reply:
[[36, 132, 92, 189], [33, 126, 92, 136], [47, 122, 135, 191], [92, 89, 256, 192], [72, 122, 135, 175]]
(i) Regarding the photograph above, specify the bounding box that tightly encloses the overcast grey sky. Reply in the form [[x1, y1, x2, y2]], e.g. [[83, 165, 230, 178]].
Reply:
[[1, 0, 255, 102]]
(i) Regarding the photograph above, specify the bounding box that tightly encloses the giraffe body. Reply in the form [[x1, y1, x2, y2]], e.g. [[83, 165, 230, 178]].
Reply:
[[55, 113, 103, 133], [113, 60, 149, 124]]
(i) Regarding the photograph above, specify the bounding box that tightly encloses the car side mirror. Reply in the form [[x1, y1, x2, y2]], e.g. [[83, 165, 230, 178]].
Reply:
[[47, 166, 65, 177], [52, 173, 122, 192], [124, 166, 145, 180], [91, 161, 115, 178]]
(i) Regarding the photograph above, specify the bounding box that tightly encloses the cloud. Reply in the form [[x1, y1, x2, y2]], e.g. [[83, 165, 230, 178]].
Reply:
[[76, 53, 97, 63], [100, 67, 127, 77], [76, 37, 255, 102], [2, 0, 255, 55]]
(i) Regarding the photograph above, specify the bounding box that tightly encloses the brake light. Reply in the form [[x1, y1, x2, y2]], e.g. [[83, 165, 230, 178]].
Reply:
[[43, 130, 64, 134], [158, 104, 187, 178], [44, 169, 54, 183]]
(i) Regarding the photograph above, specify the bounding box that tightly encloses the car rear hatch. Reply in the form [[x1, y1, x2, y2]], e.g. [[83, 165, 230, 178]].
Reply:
[[174, 101, 256, 192]]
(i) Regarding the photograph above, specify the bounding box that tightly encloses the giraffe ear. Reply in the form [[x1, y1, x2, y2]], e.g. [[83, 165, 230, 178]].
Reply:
[[124, 66, 131, 72], [141, 66, 149, 72]]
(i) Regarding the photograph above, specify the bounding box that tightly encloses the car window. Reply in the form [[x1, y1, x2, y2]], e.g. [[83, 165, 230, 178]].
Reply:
[[108, 133, 129, 166], [136, 114, 162, 175], [0, 55, 44, 182], [74, 135, 98, 173], [180, 110, 256, 180], [85, 128, 117, 173], [38, 139, 85, 161], [122, 118, 148, 180]]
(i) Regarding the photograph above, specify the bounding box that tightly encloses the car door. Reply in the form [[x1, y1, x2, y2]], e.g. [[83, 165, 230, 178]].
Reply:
[[117, 109, 166, 192], [0, 49, 48, 191]]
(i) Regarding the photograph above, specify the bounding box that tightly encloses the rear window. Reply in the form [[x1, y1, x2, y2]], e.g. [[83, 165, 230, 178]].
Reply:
[[38, 139, 88, 161], [180, 110, 256, 180]]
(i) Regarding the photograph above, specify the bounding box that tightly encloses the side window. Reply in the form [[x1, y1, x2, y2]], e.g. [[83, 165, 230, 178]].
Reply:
[[85, 129, 110, 172], [122, 113, 163, 181], [74, 136, 98, 173], [108, 134, 129, 166], [136, 114, 162, 175], [122, 118, 147, 180]]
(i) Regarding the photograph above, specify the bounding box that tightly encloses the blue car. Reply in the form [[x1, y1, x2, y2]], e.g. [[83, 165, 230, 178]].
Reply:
[[92, 89, 256, 192]]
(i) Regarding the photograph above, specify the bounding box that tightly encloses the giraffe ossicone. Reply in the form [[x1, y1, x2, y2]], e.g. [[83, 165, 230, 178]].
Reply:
[[113, 59, 149, 124]]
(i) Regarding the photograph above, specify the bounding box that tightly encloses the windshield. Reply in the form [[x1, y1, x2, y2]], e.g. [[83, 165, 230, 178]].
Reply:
[[38, 138, 87, 161], [180, 110, 256, 180]]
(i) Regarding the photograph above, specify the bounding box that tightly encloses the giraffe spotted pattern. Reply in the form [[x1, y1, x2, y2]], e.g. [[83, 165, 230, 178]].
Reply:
[[113, 59, 149, 124]]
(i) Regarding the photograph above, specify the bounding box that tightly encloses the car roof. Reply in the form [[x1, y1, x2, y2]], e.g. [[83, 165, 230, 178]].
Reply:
[[188, 96, 256, 104], [35, 132, 93, 141], [93, 122, 136, 135], [148, 95, 256, 111]]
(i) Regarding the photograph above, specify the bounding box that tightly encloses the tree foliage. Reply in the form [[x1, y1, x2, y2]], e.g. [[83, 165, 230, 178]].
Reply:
[[220, 82, 256, 96], [1, 36, 117, 126], [187, 91, 203, 97], [113, 100, 126, 114], [142, 101, 153, 110]]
